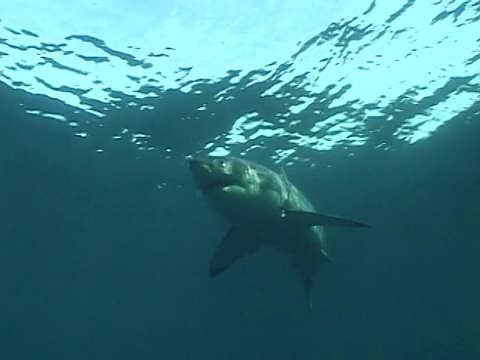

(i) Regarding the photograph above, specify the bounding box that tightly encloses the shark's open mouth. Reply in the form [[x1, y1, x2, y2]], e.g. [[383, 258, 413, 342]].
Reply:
[[202, 180, 234, 193]]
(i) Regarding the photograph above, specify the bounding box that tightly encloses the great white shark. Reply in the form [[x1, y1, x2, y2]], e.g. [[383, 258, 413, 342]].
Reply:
[[189, 156, 368, 311]]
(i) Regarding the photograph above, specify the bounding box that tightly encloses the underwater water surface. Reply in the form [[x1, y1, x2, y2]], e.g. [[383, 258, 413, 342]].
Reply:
[[1, 1, 479, 359]]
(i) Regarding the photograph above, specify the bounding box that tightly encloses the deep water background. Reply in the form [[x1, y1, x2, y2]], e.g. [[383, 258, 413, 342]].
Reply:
[[1, 78, 479, 359]]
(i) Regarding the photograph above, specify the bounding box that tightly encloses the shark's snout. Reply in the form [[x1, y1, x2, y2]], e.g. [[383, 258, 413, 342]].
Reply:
[[189, 158, 217, 191], [189, 157, 236, 192], [188, 159, 205, 170]]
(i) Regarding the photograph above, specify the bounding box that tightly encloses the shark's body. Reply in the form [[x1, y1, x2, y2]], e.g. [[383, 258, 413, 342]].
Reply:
[[189, 156, 368, 310]]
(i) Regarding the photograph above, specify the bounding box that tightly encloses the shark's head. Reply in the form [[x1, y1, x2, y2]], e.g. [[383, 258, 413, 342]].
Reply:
[[189, 156, 249, 193]]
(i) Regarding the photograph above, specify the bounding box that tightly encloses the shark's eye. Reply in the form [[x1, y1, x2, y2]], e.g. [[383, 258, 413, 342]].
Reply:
[[216, 159, 227, 168]]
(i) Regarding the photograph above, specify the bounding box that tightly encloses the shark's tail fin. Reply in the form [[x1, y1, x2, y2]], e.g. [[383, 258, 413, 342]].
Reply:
[[295, 250, 332, 313], [293, 257, 316, 313], [303, 274, 313, 313]]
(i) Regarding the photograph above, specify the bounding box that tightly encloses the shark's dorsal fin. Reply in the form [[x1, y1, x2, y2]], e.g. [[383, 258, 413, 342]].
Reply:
[[209, 227, 260, 277], [283, 210, 369, 228]]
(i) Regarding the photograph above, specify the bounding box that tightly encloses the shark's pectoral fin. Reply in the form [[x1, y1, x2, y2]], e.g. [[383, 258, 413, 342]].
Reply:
[[209, 227, 259, 278], [282, 210, 369, 228]]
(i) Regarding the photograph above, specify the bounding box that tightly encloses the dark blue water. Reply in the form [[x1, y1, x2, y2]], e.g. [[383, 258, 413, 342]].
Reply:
[[1, 1, 480, 359]]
